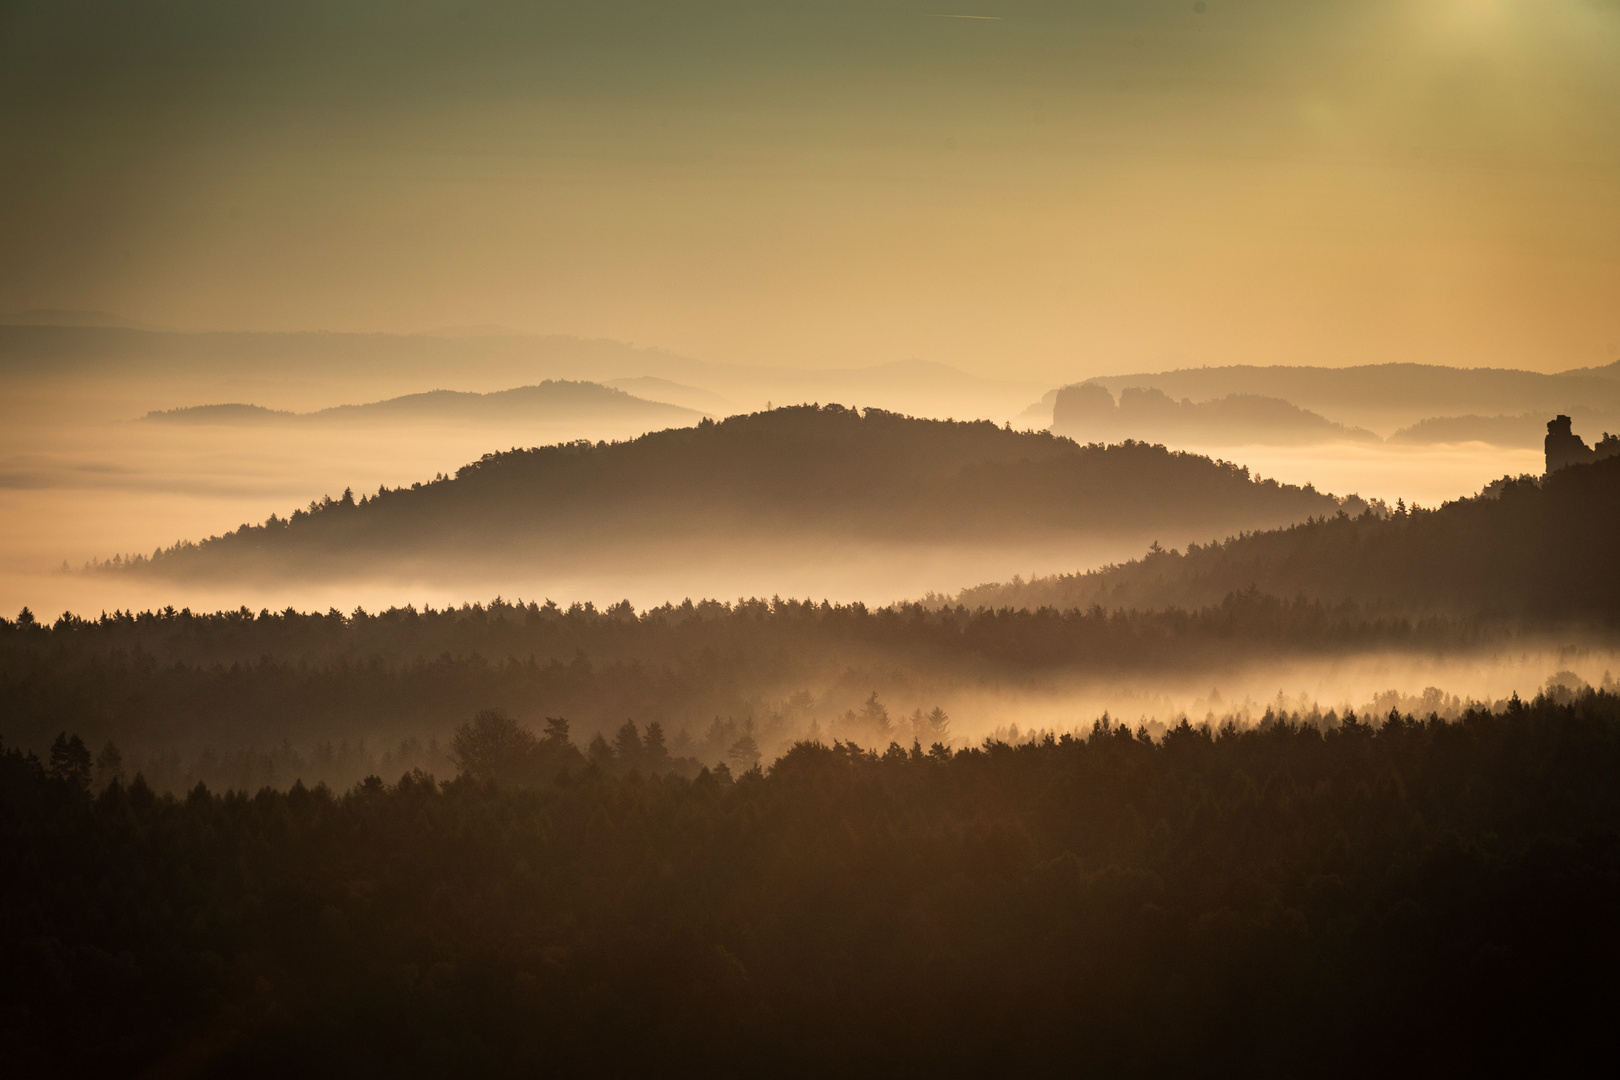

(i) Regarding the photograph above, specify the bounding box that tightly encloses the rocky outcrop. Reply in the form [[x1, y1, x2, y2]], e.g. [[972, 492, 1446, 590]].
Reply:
[[1546, 414, 1620, 473]]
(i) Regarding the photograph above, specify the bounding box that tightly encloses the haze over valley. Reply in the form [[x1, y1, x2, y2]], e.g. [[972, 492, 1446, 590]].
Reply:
[[5, 1, 1620, 1072], [2, 320, 1583, 621]]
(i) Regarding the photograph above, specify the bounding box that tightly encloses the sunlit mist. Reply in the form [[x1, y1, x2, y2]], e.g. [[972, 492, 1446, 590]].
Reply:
[[4, 3, 1619, 1071]]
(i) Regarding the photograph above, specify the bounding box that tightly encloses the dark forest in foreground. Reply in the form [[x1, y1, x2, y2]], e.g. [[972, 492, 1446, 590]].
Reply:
[[5, 692, 1617, 1076]]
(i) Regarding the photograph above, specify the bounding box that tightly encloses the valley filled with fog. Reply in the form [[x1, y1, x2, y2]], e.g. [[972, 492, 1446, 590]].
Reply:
[[0, 326, 1557, 625], [4, 323, 1614, 783], [7, 2, 1620, 1069]]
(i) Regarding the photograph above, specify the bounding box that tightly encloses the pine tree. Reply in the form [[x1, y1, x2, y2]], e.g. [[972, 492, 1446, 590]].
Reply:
[[95, 741, 124, 789], [643, 722, 671, 769], [727, 733, 761, 773], [613, 720, 643, 768], [48, 733, 92, 790]]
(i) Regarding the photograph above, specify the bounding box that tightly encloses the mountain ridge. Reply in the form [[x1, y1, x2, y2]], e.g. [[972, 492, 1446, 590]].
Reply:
[[143, 380, 703, 426], [949, 454, 1620, 619], [105, 405, 1353, 582]]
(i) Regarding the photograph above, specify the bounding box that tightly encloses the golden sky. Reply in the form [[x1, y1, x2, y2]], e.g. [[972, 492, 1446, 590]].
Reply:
[[3, 0, 1617, 379]]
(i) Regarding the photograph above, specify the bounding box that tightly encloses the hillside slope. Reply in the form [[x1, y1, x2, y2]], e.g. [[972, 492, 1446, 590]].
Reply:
[[1390, 411, 1619, 449], [954, 455, 1620, 619], [115, 405, 1349, 580]]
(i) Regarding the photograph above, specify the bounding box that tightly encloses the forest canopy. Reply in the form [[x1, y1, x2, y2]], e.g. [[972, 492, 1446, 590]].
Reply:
[[101, 405, 1350, 580], [955, 454, 1620, 619], [0, 586, 1555, 794], [4, 691, 1618, 1075]]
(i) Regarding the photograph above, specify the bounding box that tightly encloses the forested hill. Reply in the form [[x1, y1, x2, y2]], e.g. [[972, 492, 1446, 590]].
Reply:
[[114, 405, 1347, 579], [955, 455, 1620, 619]]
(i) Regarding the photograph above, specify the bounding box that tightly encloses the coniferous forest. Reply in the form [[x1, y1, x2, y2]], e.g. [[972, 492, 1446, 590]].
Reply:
[[11, 3, 1620, 1073], [5, 692, 1618, 1076], [6, 426, 1620, 1074], [106, 406, 1350, 581], [956, 453, 1620, 616], [1, 588, 1578, 793]]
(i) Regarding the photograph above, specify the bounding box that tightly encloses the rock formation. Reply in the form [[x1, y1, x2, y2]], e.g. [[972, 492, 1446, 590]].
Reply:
[[1546, 414, 1620, 473]]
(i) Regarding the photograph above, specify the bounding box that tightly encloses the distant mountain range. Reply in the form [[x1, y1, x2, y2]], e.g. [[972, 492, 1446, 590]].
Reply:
[[111, 405, 1351, 582], [1014, 361, 1620, 446], [1057, 362, 1620, 434], [0, 308, 173, 332], [952, 453, 1620, 619], [20, 316, 1615, 445], [1390, 411, 1620, 450], [1047, 385, 1378, 446], [603, 377, 732, 415], [144, 381, 703, 427], [0, 324, 1037, 422]]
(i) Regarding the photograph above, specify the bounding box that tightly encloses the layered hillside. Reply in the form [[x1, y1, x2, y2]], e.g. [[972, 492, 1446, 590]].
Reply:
[[2, 324, 1035, 421], [114, 405, 1349, 580], [1390, 411, 1619, 450], [1048, 384, 1377, 446], [1017, 363, 1620, 435], [954, 455, 1620, 620], [1079, 363, 1620, 432], [144, 380, 702, 427]]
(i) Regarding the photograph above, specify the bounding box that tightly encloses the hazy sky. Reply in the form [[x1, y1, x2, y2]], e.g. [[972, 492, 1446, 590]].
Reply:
[[3, 0, 1618, 379]]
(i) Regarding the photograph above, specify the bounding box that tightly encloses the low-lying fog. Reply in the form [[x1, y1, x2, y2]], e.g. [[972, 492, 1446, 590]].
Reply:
[[53, 636, 1620, 796], [944, 645, 1617, 746], [0, 367, 1600, 792], [2, 382, 1543, 620]]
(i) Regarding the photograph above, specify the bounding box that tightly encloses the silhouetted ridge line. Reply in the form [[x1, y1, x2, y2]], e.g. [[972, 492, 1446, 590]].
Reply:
[[144, 403, 295, 423], [101, 405, 1352, 580], [1048, 383, 1378, 445], [1018, 362, 1620, 433], [954, 452, 1620, 619], [144, 379, 703, 425]]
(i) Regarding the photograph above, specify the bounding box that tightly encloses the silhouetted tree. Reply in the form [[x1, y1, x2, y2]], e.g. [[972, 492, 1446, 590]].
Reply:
[[47, 732, 90, 790], [613, 720, 643, 768], [643, 721, 670, 770], [727, 732, 761, 772], [94, 740, 123, 789], [450, 709, 537, 785]]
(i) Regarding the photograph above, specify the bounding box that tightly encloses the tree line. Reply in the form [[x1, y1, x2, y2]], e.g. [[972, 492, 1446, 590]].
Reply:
[[4, 690, 1617, 1075], [956, 452, 1620, 618], [100, 405, 1347, 577], [0, 589, 1528, 792]]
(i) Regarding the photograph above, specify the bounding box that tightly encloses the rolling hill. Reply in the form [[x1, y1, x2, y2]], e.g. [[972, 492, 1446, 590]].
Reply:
[[2, 324, 1037, 422], [1048, 384, 1378, 446], [144, 381, 703, 427], [952, 453, 1620, 620], [111, 405, 1351, 581], [1390, 411, 1619, 449]]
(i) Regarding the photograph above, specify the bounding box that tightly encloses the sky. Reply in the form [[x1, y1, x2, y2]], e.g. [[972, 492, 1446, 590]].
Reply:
[[3, 0, 1618, 380]]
